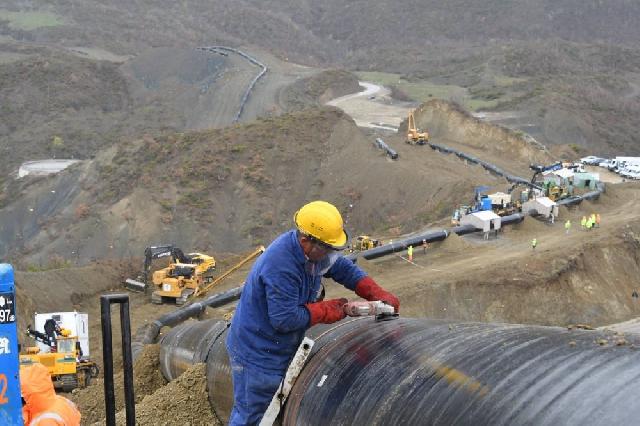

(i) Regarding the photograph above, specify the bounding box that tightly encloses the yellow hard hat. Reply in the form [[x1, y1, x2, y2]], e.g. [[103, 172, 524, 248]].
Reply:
[[294, 201, 349, 250]]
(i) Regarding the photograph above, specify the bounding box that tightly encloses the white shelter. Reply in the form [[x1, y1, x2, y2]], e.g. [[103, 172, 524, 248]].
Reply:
[[522, 197, 559, 219], [543, 168, 575, 186], [460, 210, 501, 233]]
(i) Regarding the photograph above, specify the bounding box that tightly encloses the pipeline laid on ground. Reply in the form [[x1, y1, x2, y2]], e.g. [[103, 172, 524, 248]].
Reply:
[[130, 286, 243, 360], [345, 213, 524, 262], [426, 141, 606, 206], [159, 317, 640, 425], [196, 46, 268, 122], [374, 138, 398, 160], [428, 141, 544, 191]]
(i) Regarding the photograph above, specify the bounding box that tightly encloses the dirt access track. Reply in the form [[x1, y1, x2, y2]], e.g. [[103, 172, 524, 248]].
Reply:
[[327, 81, 416, 130]]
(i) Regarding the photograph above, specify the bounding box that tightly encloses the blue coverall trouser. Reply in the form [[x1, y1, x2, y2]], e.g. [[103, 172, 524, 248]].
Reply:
[[228, 353, 284, 426]]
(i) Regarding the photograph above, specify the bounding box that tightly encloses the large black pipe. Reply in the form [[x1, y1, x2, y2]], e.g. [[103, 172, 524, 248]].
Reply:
[[374, 138, 398, 160], [159, 317, 640, 425], [428, 142, 545, 191], [197, 46, 267, 122], [346, 213, 525, 262], [131, 286, 243, 360]]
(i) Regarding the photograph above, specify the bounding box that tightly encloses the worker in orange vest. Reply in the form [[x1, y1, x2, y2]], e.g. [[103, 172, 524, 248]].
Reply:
[[21, 363, 81, 425], [596, 213, 601, 228]]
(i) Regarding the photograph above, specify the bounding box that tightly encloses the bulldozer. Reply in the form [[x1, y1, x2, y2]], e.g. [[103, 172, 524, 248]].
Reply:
[[350, 235, 381, 252], [145, 245, 265, 305], [150, 249, 217, 305], [20, 319, 99, 392], [406, 111, 429, 145]]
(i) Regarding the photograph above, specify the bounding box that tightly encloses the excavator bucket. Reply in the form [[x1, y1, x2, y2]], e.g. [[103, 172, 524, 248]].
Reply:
[[124, 278, 147, 293]]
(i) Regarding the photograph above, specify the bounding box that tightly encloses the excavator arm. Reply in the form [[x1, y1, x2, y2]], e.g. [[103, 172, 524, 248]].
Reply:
[[26, 319, 63, 350]]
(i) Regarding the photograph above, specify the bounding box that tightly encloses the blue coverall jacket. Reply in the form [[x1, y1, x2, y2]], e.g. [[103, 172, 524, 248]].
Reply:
[[226, 229, 367, 373]]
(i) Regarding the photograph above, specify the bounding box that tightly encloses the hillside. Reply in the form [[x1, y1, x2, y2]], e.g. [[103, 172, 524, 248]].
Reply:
[[3, 1, 639, 157], [1, 105, 521, 265]]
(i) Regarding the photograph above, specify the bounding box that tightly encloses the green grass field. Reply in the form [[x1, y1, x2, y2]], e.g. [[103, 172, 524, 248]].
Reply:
[[0, 9, 64, 30]]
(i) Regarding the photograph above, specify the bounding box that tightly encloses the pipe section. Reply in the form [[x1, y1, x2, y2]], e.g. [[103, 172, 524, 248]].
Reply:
[[131, 286, 242, 360], [159, 319, 228, 381], [374, 138, 398, 160], [346, 213, 525, 262], [427, 141, 606, 207], [197, 46, 267, 122], [285, 318, 640, 425], [160, 317, 640, 425], [428, 142, 545, 191]]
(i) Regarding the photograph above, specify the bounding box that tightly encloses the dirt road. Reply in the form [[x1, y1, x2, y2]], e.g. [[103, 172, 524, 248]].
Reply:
[[326, 81, 415, 130]]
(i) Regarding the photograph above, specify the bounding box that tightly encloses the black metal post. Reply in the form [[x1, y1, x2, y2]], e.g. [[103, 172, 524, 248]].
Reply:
[[101, 294, 135, 426]]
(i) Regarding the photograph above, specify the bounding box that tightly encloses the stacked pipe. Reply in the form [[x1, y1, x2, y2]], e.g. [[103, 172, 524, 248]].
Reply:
[[159, 317, 640, 425]]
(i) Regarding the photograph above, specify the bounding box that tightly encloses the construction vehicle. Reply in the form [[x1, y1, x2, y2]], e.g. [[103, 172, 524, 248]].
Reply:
[[150, 245, 265, 304], [529, 162, 562, 185], [487, 192, 522, 216], [547, 185, 569, 202], [350, 235, 381, 252], [150, 248, 217, 305], [451, 186, 492, 225], [20, 318, 99, 392], [406, 111, 429, 145], [125, 244, 209, 293]]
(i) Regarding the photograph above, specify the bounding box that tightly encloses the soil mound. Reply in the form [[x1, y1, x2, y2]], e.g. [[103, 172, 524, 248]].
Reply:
[[411, 99, 554, 175], [438, 232, 474, 253], [111, 363, 218, 426], [509, 216, 552, 240], [70, 344, 166, 425]]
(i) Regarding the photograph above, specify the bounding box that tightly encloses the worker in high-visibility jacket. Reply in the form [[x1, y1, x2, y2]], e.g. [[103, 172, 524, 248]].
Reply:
[[407, 245, 414, 262], [21, 363, 81, 425], [581, 216, 587, 230], [226, 201, 399, 425]]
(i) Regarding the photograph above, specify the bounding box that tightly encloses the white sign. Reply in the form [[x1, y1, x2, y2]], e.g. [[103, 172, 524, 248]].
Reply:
[[0, 336, 10, 355]]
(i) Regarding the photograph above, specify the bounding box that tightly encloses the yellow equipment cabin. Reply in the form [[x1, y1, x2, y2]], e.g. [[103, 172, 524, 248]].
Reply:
[[20, 320, 98, 392]]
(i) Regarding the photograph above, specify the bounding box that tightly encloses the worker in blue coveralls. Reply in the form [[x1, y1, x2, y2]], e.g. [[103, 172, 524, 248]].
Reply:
[[225, 200, 400, 425]]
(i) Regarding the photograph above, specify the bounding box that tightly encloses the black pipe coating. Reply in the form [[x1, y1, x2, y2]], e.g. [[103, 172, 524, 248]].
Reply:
[[159, 317, 640, 425]]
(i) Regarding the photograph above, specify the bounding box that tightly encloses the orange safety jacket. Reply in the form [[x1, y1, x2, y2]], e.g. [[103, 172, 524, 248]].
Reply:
[[20, 364, 81, 425]]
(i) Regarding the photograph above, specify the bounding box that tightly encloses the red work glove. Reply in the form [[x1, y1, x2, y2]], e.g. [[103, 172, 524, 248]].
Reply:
[[305, 298, 348, 326], [355, 276, 400, 313]]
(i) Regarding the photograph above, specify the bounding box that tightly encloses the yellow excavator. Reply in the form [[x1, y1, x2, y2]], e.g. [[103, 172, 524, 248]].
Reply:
[[20, 319, 99, 392], [406, 111, 429, 145]]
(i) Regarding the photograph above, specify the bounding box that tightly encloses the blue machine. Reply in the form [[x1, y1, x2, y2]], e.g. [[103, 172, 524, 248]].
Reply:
[[473, 186, 492, 212], [0, 264, 23, 425]]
